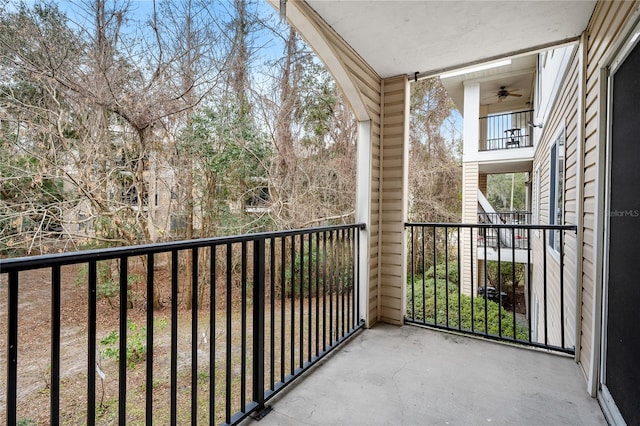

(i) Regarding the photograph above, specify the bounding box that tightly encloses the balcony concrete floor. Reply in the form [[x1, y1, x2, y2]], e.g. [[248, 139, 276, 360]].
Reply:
[[247, 324, 605, 426]]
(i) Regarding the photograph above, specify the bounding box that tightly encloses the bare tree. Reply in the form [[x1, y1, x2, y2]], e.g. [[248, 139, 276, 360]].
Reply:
[[409, 77, 461, 223]]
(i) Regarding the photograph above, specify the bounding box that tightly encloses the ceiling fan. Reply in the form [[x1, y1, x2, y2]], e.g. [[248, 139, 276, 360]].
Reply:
[[496, 86, 522, 102]]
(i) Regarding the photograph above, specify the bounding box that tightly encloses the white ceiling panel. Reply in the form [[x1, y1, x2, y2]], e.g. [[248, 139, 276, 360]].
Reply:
[[306, 0, 596, 78]]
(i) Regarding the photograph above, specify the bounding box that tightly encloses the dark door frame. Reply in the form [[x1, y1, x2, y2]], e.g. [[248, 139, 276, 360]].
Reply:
[[599, 20, 640, 426]]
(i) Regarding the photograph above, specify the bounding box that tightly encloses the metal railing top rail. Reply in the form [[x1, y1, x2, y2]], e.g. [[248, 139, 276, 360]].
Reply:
[[405, 222, 577, 232], [0, 223, 366, 273], [477, 210, 532, 216], [478, 109, 534, 120]]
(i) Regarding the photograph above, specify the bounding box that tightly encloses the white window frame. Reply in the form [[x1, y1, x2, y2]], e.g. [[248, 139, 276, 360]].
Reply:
[[534, 165, 540, 237], [548, 128, 565, 253]]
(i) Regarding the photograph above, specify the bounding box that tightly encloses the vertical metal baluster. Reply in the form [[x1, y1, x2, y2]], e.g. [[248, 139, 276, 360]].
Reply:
[[270, 238, 276, 390], [543, 231, 548, 346], [290, 236, 295, 375], [280, 237, 285, 384], [497, 228, 502, 337], [349, 228, 354, 330], [410, 226, 415, 321], [336, 229, 341, 341], [329, 231, 334, 345], [344, 229, 353, 333], [338, 229, 342, 339], [171, 251, 179, 425], [241, 241, 247, 411], [484, 228, 489, 335], [51, 265, 61, 423], [457, 227, 462, 331], [331, 230, 340, 345], [252, 238, 266, 414], [445, 227, 450, 328], [307, 233, 312, 363], [527, 228, 532, 343], [345, 228, 351, 331], [191, 248, 198, 424], [315, 231, 320, 357], [146, 254, 154, 426], [7, 271, 18, 425], [322, 231, 328, 351], [560, 230, 565, 349], [432, 226, 437, 325], [87, 262, 97, 426], [210, 245, 216, 421], [340, 229, 346, 338], [225, 244, 232, 425], [356, 227, 361, 325], [512, 228, 517, 340], [421, 226, 426, 324], [299, 233, 304, 367], [119, 257, 128, 423], [470, 227, 475, 333], [333, 229, 339, 340]]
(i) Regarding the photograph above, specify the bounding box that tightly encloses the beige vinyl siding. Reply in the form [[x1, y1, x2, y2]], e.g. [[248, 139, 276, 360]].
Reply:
[[531, 43, 580, 350], [378, 76, 409, 325], [291, 0, 384, 326], [369, 125, 381, 326], [460, 162, 479, 295], [562, 52, 581, 354], [579, 0, 638, 385]]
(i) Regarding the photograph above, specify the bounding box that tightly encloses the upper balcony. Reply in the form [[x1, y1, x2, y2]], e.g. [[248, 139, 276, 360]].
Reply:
[[440, 55, 538, 174], [473, 109, 535, 174], [479, 109, 534, 151]]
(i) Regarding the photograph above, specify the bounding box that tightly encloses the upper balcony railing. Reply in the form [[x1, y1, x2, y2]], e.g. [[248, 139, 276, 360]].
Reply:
[[479, 110, 534, 151], [478, 211, 532, 250], [1, 224, 365, 425]]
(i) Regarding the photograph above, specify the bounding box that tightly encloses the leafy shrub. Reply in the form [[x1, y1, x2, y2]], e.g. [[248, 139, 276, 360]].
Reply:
[[283, 239, 353, 298], [75, 262, 142, 305], [100, 319, 146, 368], [407, 262, 527, 340]]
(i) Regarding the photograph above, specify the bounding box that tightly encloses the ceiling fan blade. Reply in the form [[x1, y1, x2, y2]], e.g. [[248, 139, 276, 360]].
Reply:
[[508, 93, 523, 97]]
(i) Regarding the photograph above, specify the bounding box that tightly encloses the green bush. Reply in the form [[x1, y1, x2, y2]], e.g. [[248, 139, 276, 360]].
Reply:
[[407, 262, 527, 340], [100, 319, 146, 368], [283, 240, 353, 298], [75, 262, 142, 305]]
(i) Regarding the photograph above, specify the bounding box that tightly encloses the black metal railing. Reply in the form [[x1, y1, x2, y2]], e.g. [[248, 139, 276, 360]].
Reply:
[[1, 224, 365, 425], [479, 110, 534, 150], [478, 211, 531, 225], [405, 222, 577, 354], [477, 211, 532, 249]]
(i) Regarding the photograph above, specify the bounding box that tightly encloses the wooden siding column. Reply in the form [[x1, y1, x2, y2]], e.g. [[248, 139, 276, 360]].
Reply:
[[378, 75, 410, 325], [460, 82, 481, 296], [461, 162, 479, 296]]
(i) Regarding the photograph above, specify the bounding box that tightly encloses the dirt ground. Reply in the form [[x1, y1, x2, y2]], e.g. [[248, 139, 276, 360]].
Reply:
[[1, 264, 343, 424], [0, 266, 218, 424]]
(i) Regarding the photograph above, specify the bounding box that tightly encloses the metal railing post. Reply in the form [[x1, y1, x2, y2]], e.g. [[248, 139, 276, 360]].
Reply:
[[251, 238, 271, 419], [7, 271, 18, 425]]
